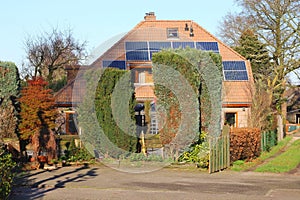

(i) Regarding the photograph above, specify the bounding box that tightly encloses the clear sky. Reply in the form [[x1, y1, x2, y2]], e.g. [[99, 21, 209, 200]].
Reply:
[[0, 0, 240, 68]]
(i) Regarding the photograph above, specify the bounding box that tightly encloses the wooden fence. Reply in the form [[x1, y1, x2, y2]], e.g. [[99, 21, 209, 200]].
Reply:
[[209, 133, 230, 173]]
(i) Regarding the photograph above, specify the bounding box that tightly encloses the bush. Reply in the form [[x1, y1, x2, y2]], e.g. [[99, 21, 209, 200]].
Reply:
[[178, 131, 209, 168], [178, 141, 209, 168], [230, 128, 261, 162], [129, 153, 148, 162], [63, 139, 94, 163], [0, 144, 16, 200]]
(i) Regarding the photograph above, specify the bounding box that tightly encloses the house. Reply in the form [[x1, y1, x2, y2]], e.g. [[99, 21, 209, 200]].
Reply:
[[54, 12, 254, 135]]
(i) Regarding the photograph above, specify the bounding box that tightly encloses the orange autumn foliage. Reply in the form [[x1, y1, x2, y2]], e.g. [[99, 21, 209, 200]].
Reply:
[[19, 77, 58, 160], [230, 128, 261, 162]]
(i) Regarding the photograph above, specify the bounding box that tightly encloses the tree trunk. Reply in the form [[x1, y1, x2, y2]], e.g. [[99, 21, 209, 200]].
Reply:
[[277, 115, 284, 141]]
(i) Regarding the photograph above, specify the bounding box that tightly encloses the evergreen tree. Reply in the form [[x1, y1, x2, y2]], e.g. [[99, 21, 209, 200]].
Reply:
[[152, 48, 223, 158], [233, 29, 271, 80], [0, 61, 20, 140], [94, 68, 136, 155]]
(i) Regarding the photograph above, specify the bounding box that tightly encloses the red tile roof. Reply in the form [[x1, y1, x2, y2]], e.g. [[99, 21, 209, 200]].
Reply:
[[55, 14, 254, 107]]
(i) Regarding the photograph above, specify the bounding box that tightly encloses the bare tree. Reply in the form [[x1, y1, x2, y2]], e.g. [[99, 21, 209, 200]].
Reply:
[[24, 28, 87, 85], [217, 12, 256, 47]]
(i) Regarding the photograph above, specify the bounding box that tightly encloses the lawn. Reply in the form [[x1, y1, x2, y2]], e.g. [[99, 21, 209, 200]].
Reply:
[[255, 138, 300, 173]]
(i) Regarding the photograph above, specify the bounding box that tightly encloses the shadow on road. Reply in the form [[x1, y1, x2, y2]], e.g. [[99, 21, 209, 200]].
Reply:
[[10, 164, 98, 200]]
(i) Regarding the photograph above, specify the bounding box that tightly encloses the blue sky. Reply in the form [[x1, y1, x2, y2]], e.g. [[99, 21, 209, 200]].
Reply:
[[0, 0, 240, 68]]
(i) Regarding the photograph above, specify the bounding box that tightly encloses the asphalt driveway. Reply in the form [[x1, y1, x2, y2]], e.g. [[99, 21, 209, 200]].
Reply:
[[10, 164, 300, 200]]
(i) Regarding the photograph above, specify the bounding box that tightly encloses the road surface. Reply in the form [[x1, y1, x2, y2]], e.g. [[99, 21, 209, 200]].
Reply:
[[10, 164, 300, 200]]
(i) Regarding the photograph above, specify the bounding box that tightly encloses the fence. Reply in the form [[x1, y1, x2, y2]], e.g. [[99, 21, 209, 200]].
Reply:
[[286, 124, 300, 134], [261, 130, 277, 152], [209, 129, 277, 173], [209, 133, 230, 173]]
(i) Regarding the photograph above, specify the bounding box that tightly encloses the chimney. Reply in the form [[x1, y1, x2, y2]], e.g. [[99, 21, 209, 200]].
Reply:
[[144, 12, 156, 21]]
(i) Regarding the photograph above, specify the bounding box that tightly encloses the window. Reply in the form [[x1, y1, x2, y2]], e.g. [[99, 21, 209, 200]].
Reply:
[[167, 28, 179, 38], [66, 113, 77, 134], [139, 72, 146, 84], [296, 114, 300, 124], [131, 68, 153, 84], [225, 112, 237, 127]]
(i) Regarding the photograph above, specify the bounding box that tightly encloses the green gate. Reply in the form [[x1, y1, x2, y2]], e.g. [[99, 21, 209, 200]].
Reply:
[[209, 131, 230, 173]]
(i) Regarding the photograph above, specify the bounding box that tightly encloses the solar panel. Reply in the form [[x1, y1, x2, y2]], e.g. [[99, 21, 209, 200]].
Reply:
[[196, 42, 219, 53], [223, 61, 248, 81], [125, 42, 148, 51], [149, 42, 171, 50], [172, 42, 195, 49], [223, 61, 246, 70], [102, 60, 126, 70], [126, 51, 149, 61], [224, 71, 248, 80]]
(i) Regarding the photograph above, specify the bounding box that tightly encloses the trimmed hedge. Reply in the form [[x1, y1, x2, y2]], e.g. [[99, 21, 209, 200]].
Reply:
[[230, 128, 261, 162]]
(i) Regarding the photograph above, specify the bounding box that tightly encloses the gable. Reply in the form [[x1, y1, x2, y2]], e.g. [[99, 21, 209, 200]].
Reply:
[[56, 14, 254, 107]]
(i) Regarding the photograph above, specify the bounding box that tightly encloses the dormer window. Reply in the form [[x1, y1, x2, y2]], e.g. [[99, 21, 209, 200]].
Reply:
[[167, 28, 179, 38]]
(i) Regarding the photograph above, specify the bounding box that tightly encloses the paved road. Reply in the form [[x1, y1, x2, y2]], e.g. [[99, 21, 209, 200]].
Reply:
[[10, 164, 300, 200]]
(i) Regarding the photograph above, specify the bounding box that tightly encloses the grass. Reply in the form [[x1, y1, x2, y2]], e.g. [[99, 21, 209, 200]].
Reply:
[[230, 136, 293, 172], [255, 138, 300, 173], [259, 136, 292, 160], [230, 159, 258, 171]]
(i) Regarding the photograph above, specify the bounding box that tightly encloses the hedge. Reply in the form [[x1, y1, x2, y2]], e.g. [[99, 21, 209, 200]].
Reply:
[[230, 128, 261, 162]]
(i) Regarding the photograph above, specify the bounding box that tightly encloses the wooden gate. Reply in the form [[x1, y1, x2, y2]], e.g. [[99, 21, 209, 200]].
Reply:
[[209, 132, 230, 173]]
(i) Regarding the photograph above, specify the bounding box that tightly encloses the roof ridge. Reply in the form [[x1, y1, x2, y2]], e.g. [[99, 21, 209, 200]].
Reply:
[[191, 22, 247, 61]]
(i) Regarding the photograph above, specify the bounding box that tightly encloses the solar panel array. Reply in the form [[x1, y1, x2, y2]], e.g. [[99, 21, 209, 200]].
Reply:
[[103, 43, 248, 81], [223, 61, 248, 81], [102, 60, 126, 70], [173, 42, 195, 49], [125, 41, 219, 61]]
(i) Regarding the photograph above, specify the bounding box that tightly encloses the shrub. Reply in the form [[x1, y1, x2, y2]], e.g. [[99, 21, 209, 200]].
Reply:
[[178, 131, 210, 168], [179, 142, 209, 168], [0, 144, 16, 200], [94, 68, 136, 153], [129, 153, 147, 162], [63, 139, 94, 163], [230, 128, 261, 162]]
